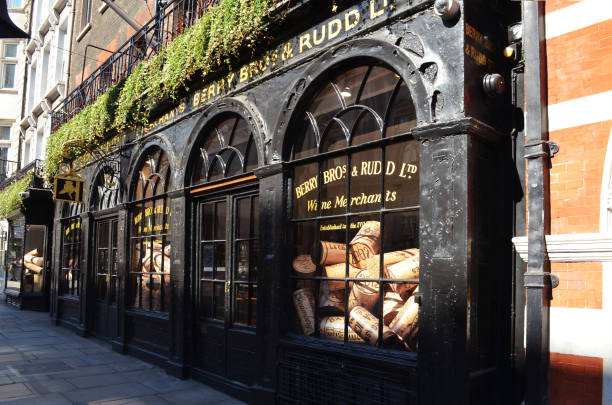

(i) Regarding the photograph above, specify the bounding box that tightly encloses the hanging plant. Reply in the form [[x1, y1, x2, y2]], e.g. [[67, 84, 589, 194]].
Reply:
[[45, 0, 274, 182], [0, 176, 32, 219]]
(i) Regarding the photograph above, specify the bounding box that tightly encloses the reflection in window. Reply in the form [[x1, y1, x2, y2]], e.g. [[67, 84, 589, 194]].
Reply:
[[60, 202, 84, 297], [130, 147, 171, 312], [289, 64, 419, 352]]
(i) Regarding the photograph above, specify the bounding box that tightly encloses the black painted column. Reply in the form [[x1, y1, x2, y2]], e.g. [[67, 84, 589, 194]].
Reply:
[[112, 204, 129, 353], [79, 211, 93, 336], [253, 163, 287, 405], [50, 216, 62, 324], [167, 189, 190, 378], [418, 131, 470, 405]]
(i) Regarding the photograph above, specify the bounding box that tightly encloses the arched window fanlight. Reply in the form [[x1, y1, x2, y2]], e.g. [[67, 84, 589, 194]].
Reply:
[[291, 64, 417, 160], [91, 163, 120, 211], [133, 147, 171, 200], [191, 114, 258, 185]]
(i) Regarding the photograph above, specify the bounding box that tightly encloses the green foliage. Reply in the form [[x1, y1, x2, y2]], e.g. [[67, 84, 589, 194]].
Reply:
[[114, 0, 273, 130], [44, 84, 121, 182], [45, 0, 274, 181], [0, 176, 31, 219]]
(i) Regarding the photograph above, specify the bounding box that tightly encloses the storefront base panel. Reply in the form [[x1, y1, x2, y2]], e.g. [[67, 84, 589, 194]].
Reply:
[[191, 367, 253, 404], [125, 312, 170, 357], [276, 343, 418, 405], [57, 297, 81, 328], [5, 291, 48, 312]]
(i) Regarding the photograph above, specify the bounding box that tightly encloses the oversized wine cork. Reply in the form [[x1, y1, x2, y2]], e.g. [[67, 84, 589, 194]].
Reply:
[[385, 253, 419, 280], [366, 249, 418, 278], [348, 270, 379, 312], [348, 306, 402, 348], [164, 245, 171, 257], [24, 261, 42, 273], [142, 255, 152, 272], [293, 288, 315, 335], [349, 221, 380, 269], [153, 252, 171, 272], [318, 281, 345, 314], [383, 291, 404, 325], [26, 248, 40, 257], [311, 241, 346, 265], [292, 254, 317, 275], [324, 262, 360, 291], [319, 316, 363, 343], [390, 287, 419, 351], [25, 253, 43, 266]]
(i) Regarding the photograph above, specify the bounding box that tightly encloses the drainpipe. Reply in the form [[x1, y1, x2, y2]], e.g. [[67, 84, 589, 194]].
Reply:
[[522, 1, 556, 404]]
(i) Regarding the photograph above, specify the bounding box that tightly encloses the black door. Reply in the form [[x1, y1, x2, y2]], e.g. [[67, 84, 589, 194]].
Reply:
[[91, 217, 119, 339], [194, 190, 259, 385]]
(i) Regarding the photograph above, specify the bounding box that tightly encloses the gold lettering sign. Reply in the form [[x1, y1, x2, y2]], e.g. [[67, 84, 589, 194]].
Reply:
[[134, 204, 172, 234], [295, 160, 418, 203]]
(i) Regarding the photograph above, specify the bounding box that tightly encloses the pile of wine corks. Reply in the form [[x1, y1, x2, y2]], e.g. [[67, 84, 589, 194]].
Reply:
[[24, 249, 43, 274], [142, 243, 171, 289], [292, 221, 419, 351]]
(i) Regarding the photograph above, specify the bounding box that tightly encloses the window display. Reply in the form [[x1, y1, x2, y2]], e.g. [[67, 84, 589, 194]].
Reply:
[[130, 148, 171, 312], [289, 64, 419, 351], [60, 203, 84, 297], [22, 225, 46, 294], [6, 217, 24, 291], [61, 218, 81, 296]]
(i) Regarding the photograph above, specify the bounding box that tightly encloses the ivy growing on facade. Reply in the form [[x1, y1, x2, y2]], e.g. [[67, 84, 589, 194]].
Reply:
[[0, 176, 32, 219], [44, 0, 274, 182]]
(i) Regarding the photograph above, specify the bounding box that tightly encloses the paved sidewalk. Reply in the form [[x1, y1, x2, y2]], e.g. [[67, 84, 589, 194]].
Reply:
[[0, 301, 246, 404]]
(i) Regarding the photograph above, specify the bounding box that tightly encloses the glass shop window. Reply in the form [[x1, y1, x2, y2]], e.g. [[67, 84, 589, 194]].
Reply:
[[6, 217, 24, 291], [130, 147, 171, 312], [22, 225, 46, 294], [288, 64, 420, 351], [60, 203, 84, 297]]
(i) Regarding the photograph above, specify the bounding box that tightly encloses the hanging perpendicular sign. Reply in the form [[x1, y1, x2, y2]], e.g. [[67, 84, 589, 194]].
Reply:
[[53, 163, 86, 204]]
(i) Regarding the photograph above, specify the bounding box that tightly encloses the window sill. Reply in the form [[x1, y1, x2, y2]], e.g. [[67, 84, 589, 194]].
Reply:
[[76, 23, 91, 43], [0, 88, 18, 94]]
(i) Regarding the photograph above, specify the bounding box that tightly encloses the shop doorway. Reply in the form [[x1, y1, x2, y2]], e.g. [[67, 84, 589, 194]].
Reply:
[[193, 188, 259, 386], [91, 217, 119, 339]]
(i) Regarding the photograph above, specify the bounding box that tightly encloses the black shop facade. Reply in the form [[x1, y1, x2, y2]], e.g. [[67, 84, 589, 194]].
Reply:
[[50, 1, 521, 404]]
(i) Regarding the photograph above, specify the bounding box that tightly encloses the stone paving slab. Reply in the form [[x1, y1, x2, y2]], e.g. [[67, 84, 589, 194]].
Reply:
[[0, 302, 247, 404]]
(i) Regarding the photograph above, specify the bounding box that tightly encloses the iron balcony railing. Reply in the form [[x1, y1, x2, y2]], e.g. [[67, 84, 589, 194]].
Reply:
[[0, 159, 19, 184], [0, 159, 45, 191], [51, 0, 218, 132]]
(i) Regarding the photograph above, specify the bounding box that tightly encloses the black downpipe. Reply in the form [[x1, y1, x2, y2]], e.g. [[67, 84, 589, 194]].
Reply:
[[522, 1, 551, 404]]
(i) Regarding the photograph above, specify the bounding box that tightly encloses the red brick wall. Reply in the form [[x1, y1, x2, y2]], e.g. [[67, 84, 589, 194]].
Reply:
[[549, 353, 603, 405], [547, 19, 612, 105]]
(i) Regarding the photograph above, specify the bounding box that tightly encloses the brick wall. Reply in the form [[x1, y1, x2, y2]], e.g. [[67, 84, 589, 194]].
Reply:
[[549, 353, 603, 405], [544, 2, 609, 404]]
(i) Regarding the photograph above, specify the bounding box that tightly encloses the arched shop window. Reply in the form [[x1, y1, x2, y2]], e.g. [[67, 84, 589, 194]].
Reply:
[[191, 113, 259, 327], [130, 147, 171, 312], [60, 202, 84, 297], [288, 63, 420, 351]]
